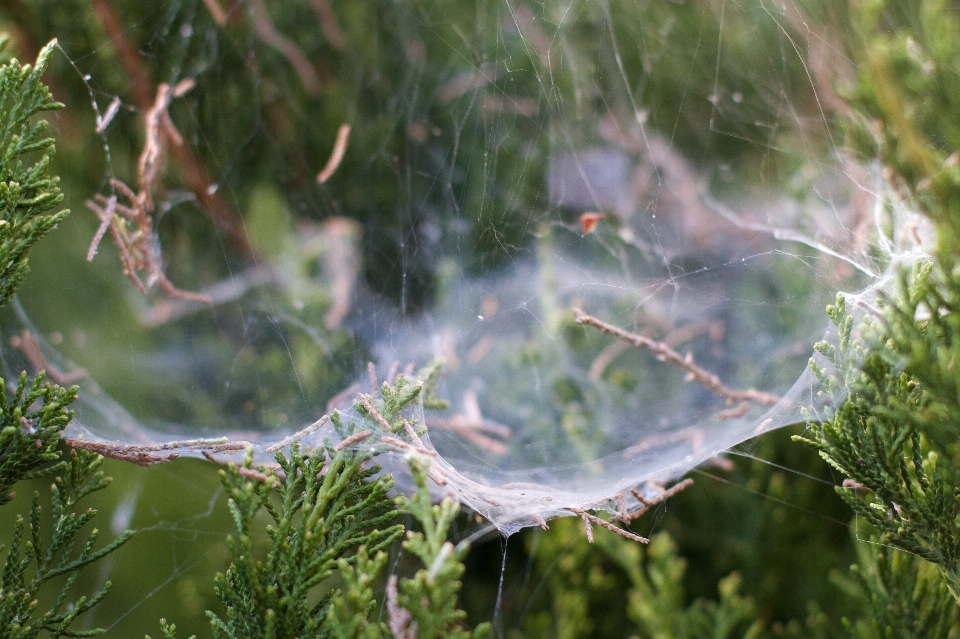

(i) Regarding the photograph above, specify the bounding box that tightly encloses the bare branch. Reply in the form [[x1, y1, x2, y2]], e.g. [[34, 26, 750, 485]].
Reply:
[[9, 330, 87, 385], [139, 81, 192, 211], [202, 0, 229, 26], [86, 178, 211, 303], [611, 478, 695, 524], [140, 265, 276, 327], [573, 308, 780, 406], [379, 435, 437, 458], [385, 361, 401, 386], [65, 439, 178, 466], [310, 0, 347, 51], [386, 575, 418, 639], [317, 124, 351, 183], [425, 389, 511, 455], [566, 507, 650, 544], [248, 0, 321, 95], [333, 430, 372, 451], [265, 415, 330, 453], [357, 394, 394, 432], [90, 0, 256, 258], [94, 96, 122, 134], [402, 418, 427, 450], [425, 416, 511, 455], [588, 340, 630, 382], [718, 402, 750, 420], [65, 437, 253, 467]]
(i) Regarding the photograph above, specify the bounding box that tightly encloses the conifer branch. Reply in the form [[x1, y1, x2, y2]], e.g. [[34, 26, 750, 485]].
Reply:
[[0, 39, 68, 309], [796, 292, 960, 601], [199, 442, 404, 638], [840, 538, 958, 636], [1, 448, 133, 637], [0, 371, 77, 504], [391, 458, 491, 639]]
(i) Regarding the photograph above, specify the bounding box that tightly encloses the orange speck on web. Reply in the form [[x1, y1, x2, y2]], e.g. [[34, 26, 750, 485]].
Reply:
[[580, 212, 609, 234]]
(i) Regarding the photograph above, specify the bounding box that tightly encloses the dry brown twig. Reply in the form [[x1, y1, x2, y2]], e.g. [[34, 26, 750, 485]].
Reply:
[[565, 506, 650, 544], [573, 308, 780, 406], [386, 575, 418, 639], [9, 330, 87, 385], [65, 437, 251, 467], [86, 81, 212, 303], [333, 430, 372, 451], [718, 402, 750, 420], [402, 418, 427, 450], [424, 390, 512, 455], [317, 124, 351, 184], [90, 0, 255, 258], [310, 0, 347, 51], [94, 96, 123, 135], [202, 451, 279, 484], [613, 478, 694, 525], [87, 180, 210, 302], [563, 479, 693, 543], [265, 415, 330, 453], [202, 0, 229, 26], [65, 439, 178, 466], [247, 0, 321, 95], [139, 80, 195, 208], [380, 434, 437, 459], [354, 392, 438, 460], [620, 427, 704, 459], [357, 393, 395, 432], [385, 361, 401, 387]]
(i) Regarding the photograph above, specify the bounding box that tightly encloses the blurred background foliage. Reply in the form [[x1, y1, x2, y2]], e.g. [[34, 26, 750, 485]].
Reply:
[[2, 0, 960, 636]]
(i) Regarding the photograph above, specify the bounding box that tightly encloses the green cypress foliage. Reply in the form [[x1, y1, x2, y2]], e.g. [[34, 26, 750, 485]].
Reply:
[[165, 372, 485, 639], [840, 539, 957, 638], [793, 0, 960, 609], [0, 371, 77, 506], [518, 518, 773, 639], [844, 0, 960, 235], [0, 39, 75, 505], [797, 290, 960, 600], [8, 3, 960, 635], [1, 448, 133, 639], [0, 39, 131, 639], [205, 441, 403, 639], [390, 459, 490, 639], [0, 39, 68, 308]]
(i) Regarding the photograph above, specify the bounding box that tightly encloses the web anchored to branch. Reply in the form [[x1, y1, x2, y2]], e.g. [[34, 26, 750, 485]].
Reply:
[[6, 0, 919, 542]]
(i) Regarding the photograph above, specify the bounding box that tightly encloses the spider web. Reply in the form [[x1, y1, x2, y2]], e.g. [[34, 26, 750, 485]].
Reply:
[[1, 1, 942, 636], [1, 0, 927, 535], [5, 1, 924, 533]]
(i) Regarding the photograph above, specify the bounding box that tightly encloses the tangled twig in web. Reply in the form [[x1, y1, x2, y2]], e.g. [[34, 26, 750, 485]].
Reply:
[[565, 507, 651, 544], [65, 436, 251, 467], [573, 308, 781, 406], [563, 479, 695, 543], [611, 479, 695, 525], [86, 80, 211, 303]]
